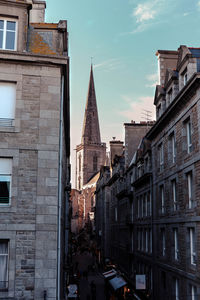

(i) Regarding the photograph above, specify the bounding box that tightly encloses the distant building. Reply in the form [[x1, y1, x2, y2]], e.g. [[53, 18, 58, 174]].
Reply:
[[0, 1, 70, 299], [71, 65, 106, 231]]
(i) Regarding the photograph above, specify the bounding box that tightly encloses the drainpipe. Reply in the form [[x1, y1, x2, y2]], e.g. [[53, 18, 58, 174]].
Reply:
[[57, 75, 64, 300]]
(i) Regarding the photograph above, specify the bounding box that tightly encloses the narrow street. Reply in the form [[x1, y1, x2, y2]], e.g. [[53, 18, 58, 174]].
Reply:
[[72, 249, 106, 300]]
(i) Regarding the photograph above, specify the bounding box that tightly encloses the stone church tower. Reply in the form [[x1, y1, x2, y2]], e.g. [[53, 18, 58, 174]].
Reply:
[[76, 65, 106, 190]]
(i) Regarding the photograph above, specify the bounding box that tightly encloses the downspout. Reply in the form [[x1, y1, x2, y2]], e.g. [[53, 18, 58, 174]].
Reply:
[[57, 75, 64, 300]]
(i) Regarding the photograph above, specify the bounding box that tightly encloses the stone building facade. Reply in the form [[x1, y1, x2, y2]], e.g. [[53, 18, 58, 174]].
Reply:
[[96, 45, 200, 299], [0, 1, 70, 300]]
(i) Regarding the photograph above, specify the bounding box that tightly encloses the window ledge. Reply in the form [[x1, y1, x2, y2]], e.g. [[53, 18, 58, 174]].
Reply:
[[0, 126, 15, 133]]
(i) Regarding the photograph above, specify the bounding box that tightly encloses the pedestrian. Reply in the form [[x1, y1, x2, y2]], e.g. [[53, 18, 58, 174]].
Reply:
[[90, 280, 96, 300]]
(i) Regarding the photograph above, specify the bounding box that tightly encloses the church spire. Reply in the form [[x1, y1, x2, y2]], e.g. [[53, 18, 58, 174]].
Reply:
[[81, 64, 101, 144]]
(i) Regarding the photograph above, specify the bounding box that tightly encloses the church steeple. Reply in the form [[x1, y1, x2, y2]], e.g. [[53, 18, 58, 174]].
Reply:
[[81, 65, 101, 144]]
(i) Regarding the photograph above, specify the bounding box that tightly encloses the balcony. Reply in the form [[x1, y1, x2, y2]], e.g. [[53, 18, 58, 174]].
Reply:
[[116, 181, 133, 200]]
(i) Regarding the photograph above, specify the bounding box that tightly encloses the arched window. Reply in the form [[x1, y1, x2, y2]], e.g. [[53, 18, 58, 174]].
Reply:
[[79, 154, 81, 172]]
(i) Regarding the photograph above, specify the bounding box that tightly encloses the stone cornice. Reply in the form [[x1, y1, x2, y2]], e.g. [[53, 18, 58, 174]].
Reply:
[[0, 0, 31, 9], [0, 50, 69, 66]]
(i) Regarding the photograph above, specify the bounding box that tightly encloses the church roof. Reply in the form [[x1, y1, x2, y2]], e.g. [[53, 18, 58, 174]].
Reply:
[[82, 172, 100, 189], [81, 65, 101, 145]]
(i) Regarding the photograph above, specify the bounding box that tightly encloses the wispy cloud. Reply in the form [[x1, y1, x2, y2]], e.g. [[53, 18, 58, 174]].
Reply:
[[118, 95, 155, 122], [94, 58, 123, 71], [145, 72, 159, 88], [133, 2, 156, 23], [131, 0, 166, 33], [183, 12, 191, 17], [197, 1, 200, 11]]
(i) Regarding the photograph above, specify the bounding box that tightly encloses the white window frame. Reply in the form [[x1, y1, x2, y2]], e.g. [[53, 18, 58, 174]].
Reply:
[[187, 172, 193, 209], [0, 18, 17, 51], [174, 228, 179, 260], [186, 120, 192, 153], [189, 228, 196, 266], [0, 158, 12, 206], [0, 240, 9, 289]]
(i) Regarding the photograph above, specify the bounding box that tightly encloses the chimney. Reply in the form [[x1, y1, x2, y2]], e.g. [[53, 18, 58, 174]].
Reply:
[[30, 0, 46, 23], [156, 50, 178, 86], [109, 139, 124, 166]]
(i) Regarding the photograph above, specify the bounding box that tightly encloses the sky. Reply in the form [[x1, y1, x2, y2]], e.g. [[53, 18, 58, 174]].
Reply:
[[45, 0, 200, 186]]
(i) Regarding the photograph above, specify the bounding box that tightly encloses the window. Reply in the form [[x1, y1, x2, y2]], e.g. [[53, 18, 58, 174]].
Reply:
[[168, 88, 172, 104], [175, 278, 179, 300], [174, 228, 179, 260], [186, 119, 192, 153], [0, 158, 12, 205], [145, 193, 148, 217], [0, 83, 16, 126], [93, 155, 97, 172], [149, 228, 152, 253], [184, 72, 188, 86], [0, 19, 17, 50], [0, 240, 8, 289], [189, 284, 197, 300], [140, 196, 143, 218], [157, 103, 161, 119], [78, 154, 81, 172], [115, 207, 118, 222], [145, 229, 148, 252], [160, 185, 165, 214], [189, 228, 196, 265], [137, 197, 140, 218], [137, 229, 140, 250], [161, 229, 166, 256], [158, 143, 164, 171], [169, 132, 176, 163], [172, 179, 177, 211], [187, 172, 194, 209]]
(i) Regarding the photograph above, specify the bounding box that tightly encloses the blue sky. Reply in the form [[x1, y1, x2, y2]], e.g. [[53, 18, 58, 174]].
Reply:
[[45, 0, 200, 185]]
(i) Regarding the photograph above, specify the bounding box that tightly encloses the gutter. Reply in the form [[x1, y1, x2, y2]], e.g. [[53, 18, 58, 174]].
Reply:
[[57, 75, 64, 300]]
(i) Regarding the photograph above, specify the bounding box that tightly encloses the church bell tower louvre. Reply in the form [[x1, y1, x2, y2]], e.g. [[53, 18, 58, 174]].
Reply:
[[75, 64, 106, 190]]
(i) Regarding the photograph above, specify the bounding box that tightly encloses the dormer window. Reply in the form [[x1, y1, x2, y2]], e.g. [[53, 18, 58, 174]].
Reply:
[[168, 88, 172, 104], [157, 103, 161, 119], [0, 19, 17, 51], [182, 68, 187, 86]]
